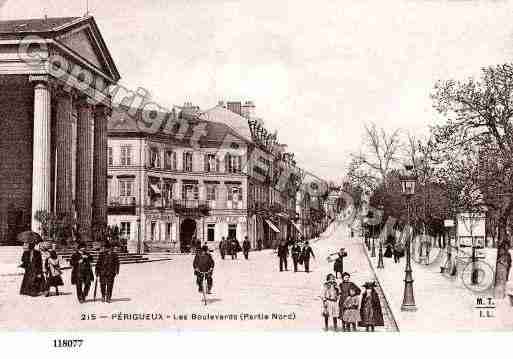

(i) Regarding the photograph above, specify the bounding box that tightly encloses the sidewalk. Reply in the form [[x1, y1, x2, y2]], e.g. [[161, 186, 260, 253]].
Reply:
[[364, 237, 513, 331]]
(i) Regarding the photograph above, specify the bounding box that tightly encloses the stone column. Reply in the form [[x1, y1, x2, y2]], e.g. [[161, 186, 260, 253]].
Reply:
[[54, 89, 74, 216], [75, 97, 93, 236], [92, 105, 110, 226], [30, 76, 52, 232]]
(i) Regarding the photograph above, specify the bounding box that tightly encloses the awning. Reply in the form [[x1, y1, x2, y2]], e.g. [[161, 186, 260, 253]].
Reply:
[[150, 184, 161, 194], [265, 219, 280, 233], [291, 221, 303, 237]]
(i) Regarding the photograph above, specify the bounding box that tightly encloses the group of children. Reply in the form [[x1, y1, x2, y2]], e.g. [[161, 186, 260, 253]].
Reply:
[[321, 271, 384, 332]]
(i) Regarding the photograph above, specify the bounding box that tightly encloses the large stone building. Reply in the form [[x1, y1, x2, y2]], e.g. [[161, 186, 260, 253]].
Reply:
[[0, 16, 120, 243]]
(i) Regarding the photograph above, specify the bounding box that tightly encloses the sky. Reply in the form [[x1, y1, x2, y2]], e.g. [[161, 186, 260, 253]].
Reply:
[[2, 0, 513, 181]]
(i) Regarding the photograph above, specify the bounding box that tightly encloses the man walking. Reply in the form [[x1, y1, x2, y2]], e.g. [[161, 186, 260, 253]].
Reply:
[[230, 237, 239, 260], [277, 240, 289, 272], [193, 245, 215, 294], [301, 241, 315, 273], [70, 242, 94, 303], [291, 241, 302, 272], [219, 237, 227, 260], [242, 236, 251, 260], [95, 242, 120, 303]]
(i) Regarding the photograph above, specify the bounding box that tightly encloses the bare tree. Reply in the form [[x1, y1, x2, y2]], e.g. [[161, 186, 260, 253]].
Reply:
[[431, 63, 513, 298], [350, 122, 402, 190]]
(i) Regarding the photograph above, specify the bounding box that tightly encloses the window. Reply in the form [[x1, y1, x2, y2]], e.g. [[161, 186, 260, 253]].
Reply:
[[149, 147, 160, 168], [183, 152, 193, 172], [119, 180, 133, 197], [163, 182, 173, 206], [182, 183, 199, 200], [120, 145, 132, 166], [150, 222, 156, 241], [120, 222, 131, 239], [166, 223, 172, 241], [204, 154, 219, 172], [206, 185, 216, 201], [228, 186, 241, 201], [226, 154, 242, 173], [108, 147, 113, 166], [164, 150, 177, 170], [207, 224, 215, 242]]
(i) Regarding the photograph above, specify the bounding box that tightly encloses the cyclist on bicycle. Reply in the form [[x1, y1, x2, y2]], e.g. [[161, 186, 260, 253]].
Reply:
[[193, 245, 215, 294]]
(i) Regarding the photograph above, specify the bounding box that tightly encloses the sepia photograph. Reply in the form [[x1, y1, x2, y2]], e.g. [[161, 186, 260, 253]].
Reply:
[[1, 0, 513, 355]]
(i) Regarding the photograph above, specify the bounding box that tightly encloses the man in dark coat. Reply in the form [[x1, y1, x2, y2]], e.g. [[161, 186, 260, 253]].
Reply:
[[291, 241, 302, 272], [333, 248, 347, 278], [359, 281, 384, 331], [95, 242, 120, 303], [277, 240, 289, 271], [70, 243, 94, 303], [219, 237, 227, 260], [193, 245, 215, 293], [301, 241, 315, 273], [230, 238, 240, 259], [242, 236, 251, 260], [19, 242, 43, 296], [338, 272, 361, 327]]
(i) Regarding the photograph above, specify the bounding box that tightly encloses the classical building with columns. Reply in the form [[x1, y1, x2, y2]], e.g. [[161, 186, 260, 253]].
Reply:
[[0, 16, 120, 243]]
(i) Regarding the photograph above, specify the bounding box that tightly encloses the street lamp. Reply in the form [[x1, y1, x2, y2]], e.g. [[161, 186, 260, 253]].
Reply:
[[400, 164, 417, 312], [377, 204, 385, 269]]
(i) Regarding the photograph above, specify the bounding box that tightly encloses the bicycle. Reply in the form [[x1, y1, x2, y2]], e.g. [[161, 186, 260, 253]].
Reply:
[[197, 270, 212, 306]]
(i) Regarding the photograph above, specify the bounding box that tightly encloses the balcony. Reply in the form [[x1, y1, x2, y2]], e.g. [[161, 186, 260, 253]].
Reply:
[[107, 196, 136, 215], [173, 200, 210, 217]]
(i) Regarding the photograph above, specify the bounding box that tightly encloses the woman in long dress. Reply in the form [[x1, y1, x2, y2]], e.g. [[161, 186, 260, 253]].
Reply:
[[321, 273, 339, 331], [359, 282, 384, 331], [342, 288, 361, 331], [19, 243, 43, 296]]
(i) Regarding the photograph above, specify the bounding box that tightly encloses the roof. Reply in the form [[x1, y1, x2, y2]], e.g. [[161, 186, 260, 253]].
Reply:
[[0, 16, 120, 82], [199, 105, 253, 143], [108, 106, 250, 147], [0, 17, 81, 33]]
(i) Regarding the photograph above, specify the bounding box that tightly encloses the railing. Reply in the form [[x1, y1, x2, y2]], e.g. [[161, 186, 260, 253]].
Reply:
[[108, 196, 136, 206], [173, 200, 209, 209]]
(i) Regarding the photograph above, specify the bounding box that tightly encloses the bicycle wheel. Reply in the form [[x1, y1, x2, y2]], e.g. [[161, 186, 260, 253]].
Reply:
[[202, 276, 208, 305]]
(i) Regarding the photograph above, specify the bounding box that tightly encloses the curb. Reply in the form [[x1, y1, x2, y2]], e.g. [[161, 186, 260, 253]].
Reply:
[[361, 237, 400, 332]]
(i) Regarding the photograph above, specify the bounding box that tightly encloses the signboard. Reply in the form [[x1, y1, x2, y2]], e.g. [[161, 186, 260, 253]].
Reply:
[[444, 219, 454, 227], [457, 213, 486, 237], [210, 216, 247, 224]]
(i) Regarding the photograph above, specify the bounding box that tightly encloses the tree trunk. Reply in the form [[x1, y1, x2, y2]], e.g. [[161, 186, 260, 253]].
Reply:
[[494, 216, 512, 299]]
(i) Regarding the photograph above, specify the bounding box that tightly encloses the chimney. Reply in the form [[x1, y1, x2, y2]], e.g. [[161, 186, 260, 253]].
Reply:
[[241, 100, 255, 119], [226, 101, 242, 116]]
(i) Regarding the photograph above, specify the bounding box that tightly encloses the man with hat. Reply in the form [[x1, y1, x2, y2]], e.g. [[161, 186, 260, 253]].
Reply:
[[333, 248, 347, 278], [291, 241, 302, 272], [338, 272, 361, 330], [359, 281, 384, 331], [95, 242, 120, 303], [193, 245, 215, 294], [70, 242, 94, 303], [301, 241, 316, 273]]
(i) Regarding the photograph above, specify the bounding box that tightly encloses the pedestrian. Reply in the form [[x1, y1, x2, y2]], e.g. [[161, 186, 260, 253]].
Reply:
[[242, 236, 251, 260], [39, 244, 50, 297], [277, 240, 289, 271], [70, 242, 94, 303], [231, 237, 239, 260], [321, 273, 339, 331], [359, 281, 384, 332], [95, 242, 120, 303], [301, 241, 315, 273], [338, 272, 360, 329], [333, 248, 347, 278], [19, 242, 43, 296], [44, 250, 64, 296], [393, 239, 404, 263], [291, 241, 302, 272], [219, 237, 227, 260], [257, 238, 263, 251], [193, 245, 215, 294], [342, 287, 361, 332]]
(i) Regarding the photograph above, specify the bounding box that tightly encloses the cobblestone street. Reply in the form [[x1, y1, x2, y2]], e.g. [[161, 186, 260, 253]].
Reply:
[[0, 224, 397, 332]]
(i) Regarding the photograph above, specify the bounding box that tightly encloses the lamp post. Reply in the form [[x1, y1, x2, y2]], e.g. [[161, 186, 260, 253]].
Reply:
[[377, 204, 385, 268], [137, 218, 141, 255], [400, 164, 417, 312], [371, 236, 376, 257]]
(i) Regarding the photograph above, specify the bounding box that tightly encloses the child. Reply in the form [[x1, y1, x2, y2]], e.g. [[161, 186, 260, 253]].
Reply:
[[321, 273, 339, 331], [333, 248, 347, 279], [45, 250, 64, 296], [342, 287, 360, 331], [359, 281, 384, 332]]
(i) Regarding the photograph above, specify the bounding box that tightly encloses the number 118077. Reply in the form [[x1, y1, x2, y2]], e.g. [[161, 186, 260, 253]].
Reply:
[[53, 339, 84, 348]]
